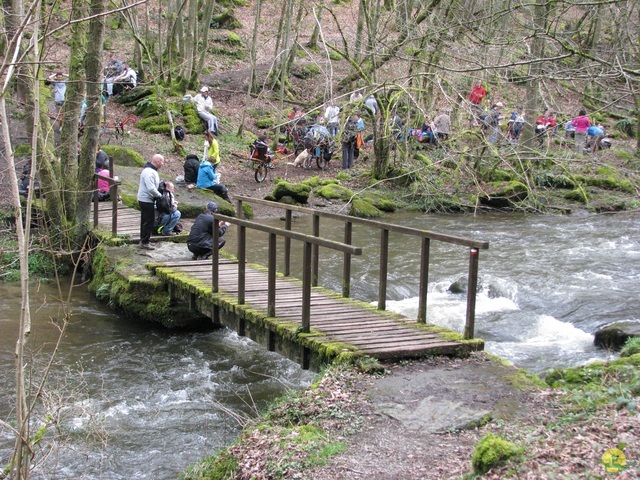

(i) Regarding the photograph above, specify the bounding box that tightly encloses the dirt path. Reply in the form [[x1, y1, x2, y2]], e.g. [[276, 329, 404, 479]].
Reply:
[[306, 354, 545, 479]]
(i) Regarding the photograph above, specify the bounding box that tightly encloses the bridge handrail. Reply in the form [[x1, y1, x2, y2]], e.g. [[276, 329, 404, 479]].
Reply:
[[208, 213, 362, 342], [234, 195, 489, 249], [234, 196, 489, 340]]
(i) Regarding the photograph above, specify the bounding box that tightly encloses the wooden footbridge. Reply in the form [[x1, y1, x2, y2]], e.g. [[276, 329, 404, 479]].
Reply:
[[93, 174, 489, 368]]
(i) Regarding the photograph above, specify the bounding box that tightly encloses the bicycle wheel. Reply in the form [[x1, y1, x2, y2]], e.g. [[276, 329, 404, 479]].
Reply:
[[255, 164, 268, 183], [316, 155, 329, 170]]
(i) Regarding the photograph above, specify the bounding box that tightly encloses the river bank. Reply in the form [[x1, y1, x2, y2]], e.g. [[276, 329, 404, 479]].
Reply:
[[184, 352, 640, 479]]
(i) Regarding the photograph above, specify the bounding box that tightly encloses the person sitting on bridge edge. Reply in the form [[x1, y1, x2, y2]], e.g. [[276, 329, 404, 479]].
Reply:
[[187, 202, 230, 260]]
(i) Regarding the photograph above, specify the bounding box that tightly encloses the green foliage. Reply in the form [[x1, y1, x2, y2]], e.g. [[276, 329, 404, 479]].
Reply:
[[183, 451, 239, 480], [620, 337, 640, 358], [614, 118, 636, 138], [226, 31, 242, 46], [471, 433, 520, 474], [534, 172, 576, 189], [545, 355, 640, 417], [256, 117, 275, 128], [13, 144, 31, 157], [0, 236, 61, 282], [135, 97, 165, 118]]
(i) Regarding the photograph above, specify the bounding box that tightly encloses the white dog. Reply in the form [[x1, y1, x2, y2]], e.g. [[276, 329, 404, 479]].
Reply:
[[290, 149, 309, 168]]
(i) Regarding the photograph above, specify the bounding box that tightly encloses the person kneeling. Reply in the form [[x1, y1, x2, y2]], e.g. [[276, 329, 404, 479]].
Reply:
[[187, 202, 229, 260], [154, 182, 181, 235]]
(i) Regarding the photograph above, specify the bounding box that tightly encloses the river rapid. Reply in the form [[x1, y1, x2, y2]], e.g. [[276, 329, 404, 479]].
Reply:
[[0, 282, 314, 479], [242, 211, 639, 374], [1, 210, 638, 478]]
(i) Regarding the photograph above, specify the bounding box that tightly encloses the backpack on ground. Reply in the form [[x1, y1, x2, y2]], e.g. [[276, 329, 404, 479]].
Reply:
[[183, 154, 200, 183], [175, 125, 185, 141]]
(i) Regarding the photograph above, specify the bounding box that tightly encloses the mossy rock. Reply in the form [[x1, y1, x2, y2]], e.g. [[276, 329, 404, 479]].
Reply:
[[143, 124, 172, 135], [190, 190, 236, 216], [210, 9, 243, 29], [272, 181, 311, 204], [120, 193, 137, 209], [349, 198, 383, 218], [387, 166, 417, 186], [101, 145, 146, 167], [226, 31, 242, 46], [484, 168, 515, 182], [479, 181, 528, 208], [315, 183, 354, 201], [471, 433, 520, 475], [115, 86, 154, 106], [564, 188, 588, 203], [291, 63, 321, 79], [137, 116, 170, 129], [180, 102, 206, 134], [300, 176, 323, 189], [362, 192, 397, 212]]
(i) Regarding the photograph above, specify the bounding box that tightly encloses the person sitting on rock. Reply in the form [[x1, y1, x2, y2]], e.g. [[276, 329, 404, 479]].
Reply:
[[154, 181, 181, 235], [187, 202, 230, 260], [196, 153, 230, 202]]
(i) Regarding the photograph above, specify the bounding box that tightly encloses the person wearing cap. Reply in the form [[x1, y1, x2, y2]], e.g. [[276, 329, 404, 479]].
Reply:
[[192, 86, 219, 135], [187, 202, 230, 260], [136, 153, 165, 250]]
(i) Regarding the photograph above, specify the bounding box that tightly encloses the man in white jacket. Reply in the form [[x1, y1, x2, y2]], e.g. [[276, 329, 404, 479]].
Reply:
[[136, 154, 164, 250]]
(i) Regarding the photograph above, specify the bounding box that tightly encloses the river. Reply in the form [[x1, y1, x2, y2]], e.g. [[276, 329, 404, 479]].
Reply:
[[1, 211, 638, 478]]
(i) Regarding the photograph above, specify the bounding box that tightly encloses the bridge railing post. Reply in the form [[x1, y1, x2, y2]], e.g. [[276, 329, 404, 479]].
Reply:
[[417, 237, 430, 324], [464, 248, 479, 339], [301, 241, 312, 333], [378, 228, 389, 311], [93, 177, 99, 227], [110, 181, 119, 236], [311, 213, 319, 286], [211, 220, 220, 293], [238, 224, 246, 304], [342, 221, 352, 298], [268, 232, 277, 317], [284, 210, 292, 277]]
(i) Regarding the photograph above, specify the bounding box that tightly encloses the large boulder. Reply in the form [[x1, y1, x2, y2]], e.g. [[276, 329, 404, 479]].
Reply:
[[593, 320, 640, 350]]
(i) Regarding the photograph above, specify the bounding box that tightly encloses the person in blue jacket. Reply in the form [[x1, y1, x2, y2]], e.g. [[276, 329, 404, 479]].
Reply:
[[196, 157, 230, 201]]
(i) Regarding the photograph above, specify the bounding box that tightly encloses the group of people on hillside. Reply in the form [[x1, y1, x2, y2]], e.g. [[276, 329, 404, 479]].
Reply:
[[467, 80, 609, 153]]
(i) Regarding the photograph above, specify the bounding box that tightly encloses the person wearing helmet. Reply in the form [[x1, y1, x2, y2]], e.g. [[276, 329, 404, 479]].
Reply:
[[187, 202, 230, 260], [192, 86, 219, 135]]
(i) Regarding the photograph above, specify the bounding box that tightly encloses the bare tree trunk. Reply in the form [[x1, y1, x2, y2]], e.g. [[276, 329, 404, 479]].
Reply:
[[308, 3, 323, 50], [59, 0, 88, 224], [248, 0, 261, 95], [75, 0, 106, 244], [522, 0, 546, 145]]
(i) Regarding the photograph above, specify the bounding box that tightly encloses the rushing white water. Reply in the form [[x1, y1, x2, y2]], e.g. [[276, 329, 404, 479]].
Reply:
[[0, 282, 315, 480], [243, 211, 639, 374]]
